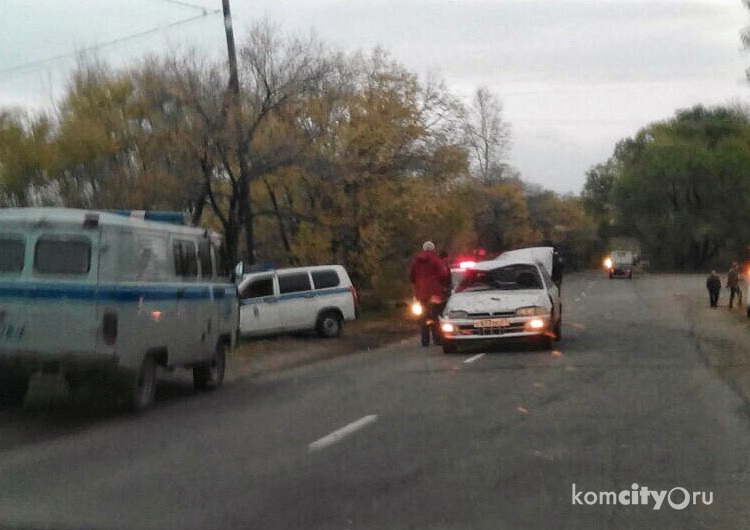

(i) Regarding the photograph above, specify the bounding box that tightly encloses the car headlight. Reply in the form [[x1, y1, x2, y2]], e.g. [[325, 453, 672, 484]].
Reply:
[[515, 306, 548, 316], [448, 310, 469, 319]]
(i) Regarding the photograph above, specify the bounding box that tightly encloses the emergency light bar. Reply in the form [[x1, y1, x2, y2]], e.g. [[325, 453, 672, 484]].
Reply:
[[106, 210, 187, 225]]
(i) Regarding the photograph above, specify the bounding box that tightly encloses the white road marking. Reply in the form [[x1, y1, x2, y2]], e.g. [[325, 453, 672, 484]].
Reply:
[[308, 415, 378, 452], [464, 353, 486, 364]]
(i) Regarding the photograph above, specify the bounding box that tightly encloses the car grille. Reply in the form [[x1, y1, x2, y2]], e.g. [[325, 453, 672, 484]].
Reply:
[[466, 311, 516, 318]]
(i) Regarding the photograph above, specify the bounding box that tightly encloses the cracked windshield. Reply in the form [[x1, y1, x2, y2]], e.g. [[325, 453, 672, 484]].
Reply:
[[1, 0, 750, 528]]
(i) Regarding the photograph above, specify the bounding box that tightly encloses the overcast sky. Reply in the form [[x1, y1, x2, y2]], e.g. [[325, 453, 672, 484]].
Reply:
[[1, 0, 748, 194]]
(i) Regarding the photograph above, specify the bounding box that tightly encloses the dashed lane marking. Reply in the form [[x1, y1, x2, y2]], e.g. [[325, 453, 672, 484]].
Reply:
[[464, 353, 486, 364], [308, 415, 378, 452]]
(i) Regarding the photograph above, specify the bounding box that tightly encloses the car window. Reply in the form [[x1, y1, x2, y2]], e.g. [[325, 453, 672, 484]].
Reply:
[[0, 236, 25, 273], [279, 272, 312, 294], [311, 269, 340, 289], [34, 236, 91, 275], [240, 275, 274, 299], [456, 264, 543, 292]]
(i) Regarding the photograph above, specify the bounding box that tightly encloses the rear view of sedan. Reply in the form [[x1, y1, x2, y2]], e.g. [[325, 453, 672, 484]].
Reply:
[[439, 259, 561, 353]]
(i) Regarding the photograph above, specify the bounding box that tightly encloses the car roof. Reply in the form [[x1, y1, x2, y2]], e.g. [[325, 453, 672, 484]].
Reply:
[[238, 265, 347, 285]]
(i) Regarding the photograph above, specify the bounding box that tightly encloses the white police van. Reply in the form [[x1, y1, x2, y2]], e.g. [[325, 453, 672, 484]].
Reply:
[[0, 208, 239, 411]]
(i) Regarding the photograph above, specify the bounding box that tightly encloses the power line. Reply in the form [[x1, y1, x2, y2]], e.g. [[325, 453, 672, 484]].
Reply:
[[152, 0, 214, 15], [0, 9, 221, 82]]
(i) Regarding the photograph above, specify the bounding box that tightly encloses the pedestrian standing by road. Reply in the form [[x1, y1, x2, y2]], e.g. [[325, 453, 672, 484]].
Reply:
[[551, 248, 564, 293], [727, 262, 742, 309], [410, 241, 451, 347], [706, 270, 721, 308]]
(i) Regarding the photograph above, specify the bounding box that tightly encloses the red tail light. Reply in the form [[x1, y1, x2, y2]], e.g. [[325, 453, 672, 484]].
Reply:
[[103, 311, 118, 345], [350, 286, 359, 307]]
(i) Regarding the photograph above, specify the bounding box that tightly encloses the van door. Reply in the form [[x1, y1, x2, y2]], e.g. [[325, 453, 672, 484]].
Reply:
[[172, 239, 202, 362], [277, 271, 316, 332], [0, 234, 31, 359], [238, 274, 281, 336], [28, 230, 100, 360]]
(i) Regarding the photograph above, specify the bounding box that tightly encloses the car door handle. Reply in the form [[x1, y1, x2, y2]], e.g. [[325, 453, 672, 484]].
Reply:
[[176, 288, 185, 300]]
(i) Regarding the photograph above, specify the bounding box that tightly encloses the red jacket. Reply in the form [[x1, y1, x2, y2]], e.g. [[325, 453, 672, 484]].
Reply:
[[409, 250, 450, 302]]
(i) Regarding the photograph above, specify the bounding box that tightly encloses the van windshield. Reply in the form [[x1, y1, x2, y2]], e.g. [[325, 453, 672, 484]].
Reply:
[[34, 237, 91, 275], [0, 237, 25, 273]]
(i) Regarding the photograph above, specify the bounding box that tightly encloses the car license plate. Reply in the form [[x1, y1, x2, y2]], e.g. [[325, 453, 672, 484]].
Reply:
[[474, 318, 509, 328]]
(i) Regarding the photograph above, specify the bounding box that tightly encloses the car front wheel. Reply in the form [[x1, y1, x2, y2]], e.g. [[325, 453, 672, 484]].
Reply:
[[442, 341, 458, 354]]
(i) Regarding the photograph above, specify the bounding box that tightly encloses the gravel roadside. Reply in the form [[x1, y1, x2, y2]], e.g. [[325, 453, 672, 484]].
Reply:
[[226, 307, 418, 380], [687, 280, 750, 413]]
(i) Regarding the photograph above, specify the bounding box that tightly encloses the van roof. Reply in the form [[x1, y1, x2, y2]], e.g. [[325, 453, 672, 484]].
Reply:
[[0, 208, 206, 237]]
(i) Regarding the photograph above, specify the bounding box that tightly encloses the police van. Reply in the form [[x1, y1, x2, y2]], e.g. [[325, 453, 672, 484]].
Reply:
[[0, 208, 239, 411]]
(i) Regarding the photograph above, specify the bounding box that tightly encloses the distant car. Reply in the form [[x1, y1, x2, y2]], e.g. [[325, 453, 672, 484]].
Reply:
[[439, 247, 562, 353], [237, 265, 359, 338]]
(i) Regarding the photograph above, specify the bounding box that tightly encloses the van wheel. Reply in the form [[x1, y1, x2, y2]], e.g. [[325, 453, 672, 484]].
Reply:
[[0, 374, 29, 409], [194, 343, 227, 391], [316, 312, 342, 338], [124, 356, 157, 412]]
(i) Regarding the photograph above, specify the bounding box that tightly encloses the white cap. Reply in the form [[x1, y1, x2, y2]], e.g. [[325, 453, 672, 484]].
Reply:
[[422, 241, 435, 251]]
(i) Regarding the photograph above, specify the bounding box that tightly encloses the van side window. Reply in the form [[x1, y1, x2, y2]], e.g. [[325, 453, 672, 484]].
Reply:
[[198, 240, 213, 278], [278, 272, 311, 294], [0, 236, 25, 273], [34, 237, 91, 275], [312, 270, 340, 289], [173, 240, 198, 278], [241, 276, 274, 299]]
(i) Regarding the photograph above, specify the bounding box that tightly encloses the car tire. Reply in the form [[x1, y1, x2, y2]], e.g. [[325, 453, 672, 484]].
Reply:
[[0, 373, 30, 409], [194, 342, 227, 391], [316, 311, 342, 338], [554, 318, 562, 341], [124, 356, 157, 413], [442, 341, 458, 354]]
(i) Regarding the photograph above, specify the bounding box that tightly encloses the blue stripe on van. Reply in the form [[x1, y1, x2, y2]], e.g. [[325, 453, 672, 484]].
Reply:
[[240, 286, 351, 306], [0, 282, 237, 302]]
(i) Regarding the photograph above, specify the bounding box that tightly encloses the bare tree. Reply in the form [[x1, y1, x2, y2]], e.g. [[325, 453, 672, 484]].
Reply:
[[462, 87, 512, 184]]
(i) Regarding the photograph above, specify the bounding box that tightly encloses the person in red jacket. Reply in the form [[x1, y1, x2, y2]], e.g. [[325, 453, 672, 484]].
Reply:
[[410, 241, 451, 346]]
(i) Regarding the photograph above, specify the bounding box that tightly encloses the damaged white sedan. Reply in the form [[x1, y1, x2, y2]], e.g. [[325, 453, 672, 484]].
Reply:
[[439, 247, 562, 353]]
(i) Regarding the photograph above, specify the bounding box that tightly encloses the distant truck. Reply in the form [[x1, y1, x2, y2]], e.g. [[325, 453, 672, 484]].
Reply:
[[607, 250, 634, 279]]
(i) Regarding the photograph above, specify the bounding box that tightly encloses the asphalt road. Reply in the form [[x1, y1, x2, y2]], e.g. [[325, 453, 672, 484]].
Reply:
[[2, 272, 750, 529]]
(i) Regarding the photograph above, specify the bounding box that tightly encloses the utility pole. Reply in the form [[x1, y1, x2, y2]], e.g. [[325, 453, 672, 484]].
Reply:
[[221, 0, 254, 266]]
